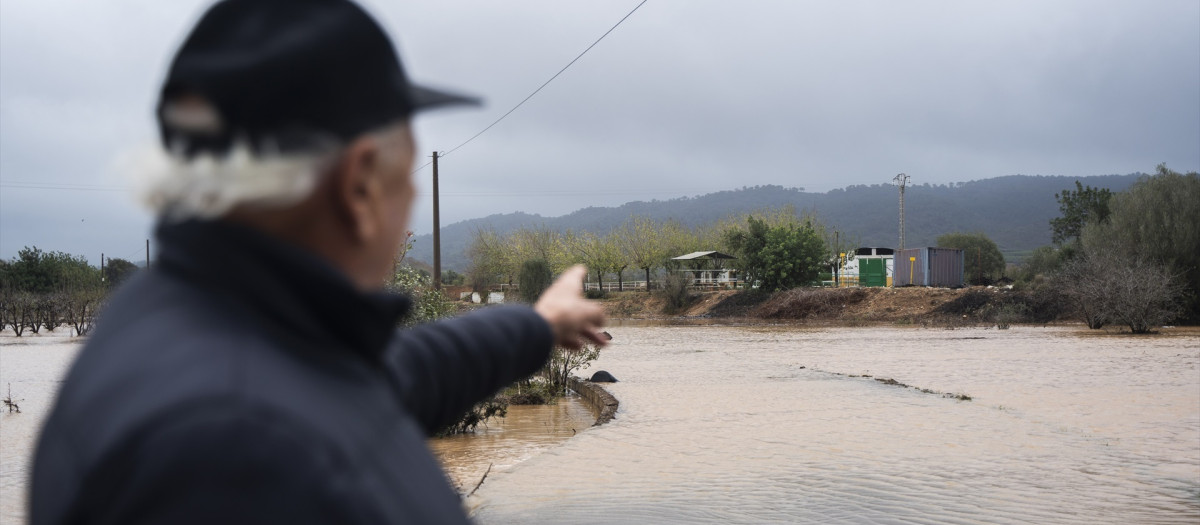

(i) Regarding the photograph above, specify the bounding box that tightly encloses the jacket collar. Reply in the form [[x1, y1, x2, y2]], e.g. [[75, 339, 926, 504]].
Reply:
[[155, 220, 410, 361]]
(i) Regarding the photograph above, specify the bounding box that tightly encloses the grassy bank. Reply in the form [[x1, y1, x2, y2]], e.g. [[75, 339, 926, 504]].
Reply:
[[597, 286, 1071, 327]]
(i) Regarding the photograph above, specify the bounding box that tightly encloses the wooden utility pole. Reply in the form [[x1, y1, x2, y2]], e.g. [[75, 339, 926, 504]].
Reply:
[[146, 239, 150, 268], [432, 151, 441, 290], [101, 253, 105, 284]]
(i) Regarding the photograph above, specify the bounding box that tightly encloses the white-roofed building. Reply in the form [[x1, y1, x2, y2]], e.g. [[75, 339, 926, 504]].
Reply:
[[671, 251, 739, 288]]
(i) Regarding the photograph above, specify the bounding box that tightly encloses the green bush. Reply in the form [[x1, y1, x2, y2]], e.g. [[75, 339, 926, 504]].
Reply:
[[389, 266, 455, 328], [1017, 245, 1065, 283], [724, 216, 827, 292], [518, 259, 552, 303]]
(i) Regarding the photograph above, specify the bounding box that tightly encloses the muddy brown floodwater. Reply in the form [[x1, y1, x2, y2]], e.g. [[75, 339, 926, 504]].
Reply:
[[428, 395, 597, 494], [3, 325, 1199, 525], [468, 324, 1200, 524]]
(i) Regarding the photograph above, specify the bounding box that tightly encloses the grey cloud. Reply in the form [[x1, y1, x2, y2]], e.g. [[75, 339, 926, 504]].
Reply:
[[2, 0, 1197, 261]]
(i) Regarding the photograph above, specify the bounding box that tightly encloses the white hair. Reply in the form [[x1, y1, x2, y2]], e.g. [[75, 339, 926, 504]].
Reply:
[[129, 141, 337, 221], [129, 100, 411, 221]]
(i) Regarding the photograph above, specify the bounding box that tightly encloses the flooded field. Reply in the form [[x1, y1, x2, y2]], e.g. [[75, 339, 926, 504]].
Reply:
[[0, 333, 80, 524], [469, 325, 1200, 524], [3, 325, 1198, 524]]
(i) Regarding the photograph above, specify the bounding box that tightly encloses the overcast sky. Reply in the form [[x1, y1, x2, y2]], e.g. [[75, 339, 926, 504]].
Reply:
[[2, 0, 1197, 265]]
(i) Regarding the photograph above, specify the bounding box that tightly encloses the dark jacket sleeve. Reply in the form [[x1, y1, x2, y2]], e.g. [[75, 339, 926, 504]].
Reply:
[[65, 404, 374, 525], [385, 305, 555, 435]]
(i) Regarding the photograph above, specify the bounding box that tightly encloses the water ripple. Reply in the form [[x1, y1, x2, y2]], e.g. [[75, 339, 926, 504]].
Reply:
[[472, 326, 1200, 524]]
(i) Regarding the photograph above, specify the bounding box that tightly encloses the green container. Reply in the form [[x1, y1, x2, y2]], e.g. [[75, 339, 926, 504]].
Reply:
[[860, 258, 887, 287]]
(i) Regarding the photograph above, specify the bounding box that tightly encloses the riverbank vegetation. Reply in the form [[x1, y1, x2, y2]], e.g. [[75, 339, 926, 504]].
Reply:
[[1027, 164, 1198, 332], [465, 206, 837, 295], [437, 339, 604, 437], [0, 247, 136, 337], [463, 165, 1197, 333]]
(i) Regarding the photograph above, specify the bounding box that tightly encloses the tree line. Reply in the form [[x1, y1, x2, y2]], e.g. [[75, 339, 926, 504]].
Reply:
[[1017, 164, 1197, 332], [409, 173, 1144, 272], [465, 205, 1019, 296], [466, 207, 843, 296], [0, 247, 139, 336], [463, 164, 1196, 332]]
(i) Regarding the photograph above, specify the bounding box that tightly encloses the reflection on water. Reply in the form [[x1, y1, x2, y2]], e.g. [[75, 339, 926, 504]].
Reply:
[[471, 326, 1200, 524], [428, 396, 597, 492]]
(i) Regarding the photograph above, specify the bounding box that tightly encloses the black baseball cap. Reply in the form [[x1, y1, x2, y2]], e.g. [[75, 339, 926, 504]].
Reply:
[[158, 0, 479, 155]]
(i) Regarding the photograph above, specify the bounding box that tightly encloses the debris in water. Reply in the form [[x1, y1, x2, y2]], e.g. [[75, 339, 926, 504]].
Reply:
[[2, 383, 20, 414]]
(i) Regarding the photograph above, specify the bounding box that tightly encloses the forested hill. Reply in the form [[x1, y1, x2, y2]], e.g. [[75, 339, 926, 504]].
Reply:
[[409, 174, 1143, 272]]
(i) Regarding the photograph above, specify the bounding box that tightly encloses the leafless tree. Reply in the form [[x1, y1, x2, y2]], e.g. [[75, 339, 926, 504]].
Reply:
[[1056, 253, 1112, 329], [2, 291, 37, 336], [63, 288, 105, 337], [540, 342, 603, 396], [1056, 250, 1187, 333], [1101, 258, 1187, 333], [36, 293, 63, 333]]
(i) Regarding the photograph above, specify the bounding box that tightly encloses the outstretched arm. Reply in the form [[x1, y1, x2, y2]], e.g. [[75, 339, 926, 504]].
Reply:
[[386, 265, 607, 435]]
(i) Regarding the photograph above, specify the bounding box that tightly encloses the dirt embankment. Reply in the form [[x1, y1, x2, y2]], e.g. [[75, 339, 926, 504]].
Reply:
[[599, 286, 1063, 326]]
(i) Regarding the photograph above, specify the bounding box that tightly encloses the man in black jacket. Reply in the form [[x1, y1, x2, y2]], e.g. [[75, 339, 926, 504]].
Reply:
[[30, 1, 607, 523]]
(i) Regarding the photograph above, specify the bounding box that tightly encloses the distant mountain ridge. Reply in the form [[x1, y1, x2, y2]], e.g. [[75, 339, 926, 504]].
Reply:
[[408, 174, 1144, 272]]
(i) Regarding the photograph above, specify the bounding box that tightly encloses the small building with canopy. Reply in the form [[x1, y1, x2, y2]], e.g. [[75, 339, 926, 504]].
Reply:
[[671, 251, 739, 288]]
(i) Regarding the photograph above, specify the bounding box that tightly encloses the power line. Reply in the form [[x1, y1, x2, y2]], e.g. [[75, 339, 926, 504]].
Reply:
[[7, 2, 649, 189], [412, 0, 648, 174], [120, 248, 145, 262]]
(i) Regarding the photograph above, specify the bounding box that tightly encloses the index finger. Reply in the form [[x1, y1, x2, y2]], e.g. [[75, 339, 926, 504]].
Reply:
[[560, 265, 587, 284]]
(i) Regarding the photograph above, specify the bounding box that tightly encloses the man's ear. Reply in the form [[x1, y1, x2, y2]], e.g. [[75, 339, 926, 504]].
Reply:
[[329, 137, 383, 244]]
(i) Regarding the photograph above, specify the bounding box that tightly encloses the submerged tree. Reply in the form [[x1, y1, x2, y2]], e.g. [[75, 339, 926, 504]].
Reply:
[[540, 342, 602, 397], [63, 288, 106, 336], [2, 292, 36, 336]]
